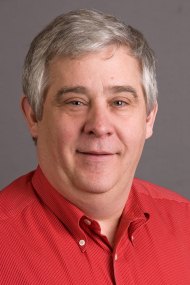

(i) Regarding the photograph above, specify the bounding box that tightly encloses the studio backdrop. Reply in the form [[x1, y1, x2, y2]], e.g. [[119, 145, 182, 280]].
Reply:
[[0, 0, 190, 198]]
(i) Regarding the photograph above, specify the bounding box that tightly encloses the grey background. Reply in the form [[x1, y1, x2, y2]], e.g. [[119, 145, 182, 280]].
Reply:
[[0, 0, 189, 198]]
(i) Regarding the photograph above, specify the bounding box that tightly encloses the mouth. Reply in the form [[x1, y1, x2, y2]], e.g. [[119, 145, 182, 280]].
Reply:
[[76, 150, 114, 156], [76, 150, 117, 162]]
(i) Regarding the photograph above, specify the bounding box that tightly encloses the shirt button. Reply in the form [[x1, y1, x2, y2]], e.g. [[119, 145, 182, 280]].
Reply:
[[131, 235, 134, 242], [84, 219, 92, 226], [114, 253, 118, 261], [79, 239, 86, 247]]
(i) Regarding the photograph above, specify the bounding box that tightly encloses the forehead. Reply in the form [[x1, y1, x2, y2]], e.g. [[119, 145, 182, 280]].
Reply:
[[43, 46, 146, 107], [48, 45, 142, 83]]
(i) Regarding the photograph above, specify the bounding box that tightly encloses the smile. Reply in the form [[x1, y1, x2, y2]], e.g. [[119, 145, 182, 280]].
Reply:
[[77, 151, 113, 156], [76, 150, 116, 161]]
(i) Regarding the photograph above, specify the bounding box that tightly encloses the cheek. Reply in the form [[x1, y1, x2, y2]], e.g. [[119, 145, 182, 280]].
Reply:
[[52, 116, 81, 148], [118, 117, 147, 146]]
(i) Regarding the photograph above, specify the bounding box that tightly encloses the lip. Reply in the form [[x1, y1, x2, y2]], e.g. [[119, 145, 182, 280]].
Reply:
[[77, 150, 114, 155], [76, 149, 116, 156], [76, 150, 116, 161]]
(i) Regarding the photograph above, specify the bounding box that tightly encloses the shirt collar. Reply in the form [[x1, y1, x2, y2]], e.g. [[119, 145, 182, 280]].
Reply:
[[115, 182, 150, 245], [32, 167, 149, 248], [32, 166, 87, 251]]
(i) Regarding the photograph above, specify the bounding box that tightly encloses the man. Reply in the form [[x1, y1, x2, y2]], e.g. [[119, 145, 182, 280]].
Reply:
[[0, 9, 190, 285]]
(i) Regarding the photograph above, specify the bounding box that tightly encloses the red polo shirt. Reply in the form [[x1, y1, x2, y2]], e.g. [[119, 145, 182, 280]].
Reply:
[[1, 167, 190, 284]]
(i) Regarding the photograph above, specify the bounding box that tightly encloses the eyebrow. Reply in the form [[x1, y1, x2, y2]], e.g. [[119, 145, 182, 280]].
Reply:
[[56, 86, 87, 97], [54, 85, 138, 102], [54, 86, 87, 103], [109, 85, 138, 98]]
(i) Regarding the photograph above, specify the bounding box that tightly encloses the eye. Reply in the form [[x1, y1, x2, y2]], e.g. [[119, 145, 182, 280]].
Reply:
[[112, 100, 129, 107], [66, 100, 84, 106], [64, 98, 88, 107]]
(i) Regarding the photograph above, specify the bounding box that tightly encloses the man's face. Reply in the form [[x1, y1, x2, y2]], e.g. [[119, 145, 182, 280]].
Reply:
[[25, 46, 157, 201]]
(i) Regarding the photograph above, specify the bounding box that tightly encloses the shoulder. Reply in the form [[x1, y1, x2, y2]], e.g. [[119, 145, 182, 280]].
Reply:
[[132, 178, 190, 231], [133, 178, 190, 221], [0, 171, 37, 220], [133, 177, 190, 204]]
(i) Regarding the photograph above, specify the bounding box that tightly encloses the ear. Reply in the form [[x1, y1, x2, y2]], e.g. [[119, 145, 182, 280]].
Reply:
[[145, 102, 158, 139], [21, 96, 38, 139]]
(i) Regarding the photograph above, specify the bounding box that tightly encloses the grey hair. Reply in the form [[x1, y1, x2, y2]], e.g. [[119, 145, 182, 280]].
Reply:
[[22, 9, 158, 120]]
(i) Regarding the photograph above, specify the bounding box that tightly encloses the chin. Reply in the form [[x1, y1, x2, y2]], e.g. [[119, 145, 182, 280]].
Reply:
[[74, 175, 117, 195]]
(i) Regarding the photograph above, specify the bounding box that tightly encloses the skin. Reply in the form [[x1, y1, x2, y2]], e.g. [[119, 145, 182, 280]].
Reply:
[[22, 45, 157, 244]]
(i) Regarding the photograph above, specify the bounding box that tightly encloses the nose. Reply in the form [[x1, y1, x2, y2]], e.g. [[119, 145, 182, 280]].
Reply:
[[82, 103, 114, 137]]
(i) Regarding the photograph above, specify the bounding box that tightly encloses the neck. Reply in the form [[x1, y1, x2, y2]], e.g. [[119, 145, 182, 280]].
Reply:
[[71, 187, 130, 246], [97, 214, 122, 246], [40, 164, 133, 246]]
